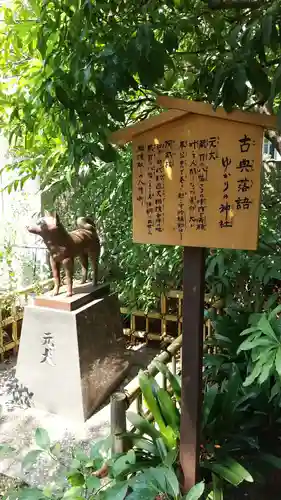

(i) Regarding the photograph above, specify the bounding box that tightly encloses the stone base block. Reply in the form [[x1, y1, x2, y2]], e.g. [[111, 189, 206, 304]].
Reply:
[[16, 294, 129, 422]]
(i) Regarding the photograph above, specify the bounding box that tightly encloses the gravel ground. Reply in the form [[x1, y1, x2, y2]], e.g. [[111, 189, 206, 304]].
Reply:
[[0, 343, 160, 495]]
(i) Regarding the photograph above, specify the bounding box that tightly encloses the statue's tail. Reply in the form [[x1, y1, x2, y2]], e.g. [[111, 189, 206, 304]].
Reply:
[[76, 216, 97, 232]]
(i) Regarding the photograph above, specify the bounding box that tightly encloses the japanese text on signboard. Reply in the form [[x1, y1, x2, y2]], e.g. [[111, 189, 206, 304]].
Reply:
[[133, 116, 263, 250]]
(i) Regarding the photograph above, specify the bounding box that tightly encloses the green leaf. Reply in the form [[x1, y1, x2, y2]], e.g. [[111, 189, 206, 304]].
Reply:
[[246, 59, 270, 101], [16, 488, 46, 499], [103, 482, 128, 499], [240, 326, 260, 336], [277, 102, 281, 131], [73, 448, 89, 462], [69, 458, 81, 471], [85, 475, 100, 491], [269, 304, 281, 321], [55, 85, 72, 108], [269, 63, 281, 109], [50, 442, 61, 457], [205, 463, 239, 486], [270, 380, 281, 401], [155, 437, 167, 461], [90, 437, 111, 459], [22, 449, 43, 470], [202, 384, 218, 429], [243, 362, 262, 387], [222, 76, 236, 112], [42, 486, 54, 498], [222, 368, 241, 413], [184, 480, 205, 499], [163, 448, 178, 468], [164, 466, 180, 497], [163, 31, 178, 52], [126, 489, 155, 500], [161, 425, 178, 449], [35, 428, 51, 450], [264, 293, 279, 310], [237, 335, 270, 353], [127, 434, 158, 455], [211, 457, 253, 486], [126, 411, 161, 440], [153, 360, 181, 399], [257, 315, 278, 340], [233, 66, 247, 104], [147, 467, 167, 492], [112, 450, 136, 477], [138, 371, 167, 434], [0, 444, 15, 457], [127, 449, 136, 464], [258, 356, 274, 384], [275, 347, 281, 376], [228, 24, 241, 49], [260, 453, 281, 469], [66, 168, 73, 187], [63, 486, 83, 498], [211, 473, 223, 500], [67, 472, 85, 487], [262, 15, 273, 46], [29, 0, 40, 16], [156, 387, 180, 430]]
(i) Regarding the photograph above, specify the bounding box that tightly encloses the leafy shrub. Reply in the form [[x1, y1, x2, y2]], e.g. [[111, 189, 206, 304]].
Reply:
[[127, 359, 281, 498], [238, 305, 281, 389], [3, 426, 205, 500]]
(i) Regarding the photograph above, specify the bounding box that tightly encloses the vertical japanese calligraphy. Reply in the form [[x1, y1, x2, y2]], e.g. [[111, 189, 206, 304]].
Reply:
[[235, 134, 255, 212], [136, 145, 146, 207], [154, 141, 169, 233], [188, 136, 218, 231], [219, 156, 233, 228], [40, 332, 55, 366], [132, 113, 263, 250], [146, 144, 156, 235], [177, 142, 187, 237]]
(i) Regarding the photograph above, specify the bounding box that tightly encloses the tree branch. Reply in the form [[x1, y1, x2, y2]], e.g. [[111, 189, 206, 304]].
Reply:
[[174, 49, 231, 56], [117, 97, 154, 106], [207, 0, 267, 9], [258, 103, 281, 156], [264, 129, 281, 156]]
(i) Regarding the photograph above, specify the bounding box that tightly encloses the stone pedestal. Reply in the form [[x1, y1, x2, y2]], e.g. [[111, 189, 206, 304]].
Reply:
[[16, 284, 129, 422]]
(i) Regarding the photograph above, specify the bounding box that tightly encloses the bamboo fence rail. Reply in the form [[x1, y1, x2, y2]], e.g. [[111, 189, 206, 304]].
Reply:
[[110, 334, 183, 454], [0, 278, 54, 359], [0, 280, 216, 358]]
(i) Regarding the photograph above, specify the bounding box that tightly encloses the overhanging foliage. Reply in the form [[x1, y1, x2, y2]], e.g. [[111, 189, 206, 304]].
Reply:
[[1, 0, 281, 194]]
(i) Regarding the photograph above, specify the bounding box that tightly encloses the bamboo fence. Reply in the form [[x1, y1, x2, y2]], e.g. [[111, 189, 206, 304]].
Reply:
[[111, 334, 183, 454], [0, 281, 215, 357]]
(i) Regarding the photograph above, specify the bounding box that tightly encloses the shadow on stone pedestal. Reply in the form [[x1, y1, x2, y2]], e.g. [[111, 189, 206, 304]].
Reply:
[[16, 284, 130, 423]]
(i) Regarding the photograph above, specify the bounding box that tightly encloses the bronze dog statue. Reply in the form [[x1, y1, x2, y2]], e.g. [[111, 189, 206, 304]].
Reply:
[[27, 212, 100, 297]]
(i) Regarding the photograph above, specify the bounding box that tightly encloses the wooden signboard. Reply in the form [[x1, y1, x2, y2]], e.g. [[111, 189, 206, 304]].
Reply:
[[132, 113, 264, 251], [110, 98, 277, 492]]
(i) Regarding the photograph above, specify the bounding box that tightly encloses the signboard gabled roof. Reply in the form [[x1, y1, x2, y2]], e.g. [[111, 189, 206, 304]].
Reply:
[[110, 96, 278, 146]]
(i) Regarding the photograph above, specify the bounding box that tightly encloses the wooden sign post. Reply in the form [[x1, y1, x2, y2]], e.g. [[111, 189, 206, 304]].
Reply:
[[110, 97, 277, 491]]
